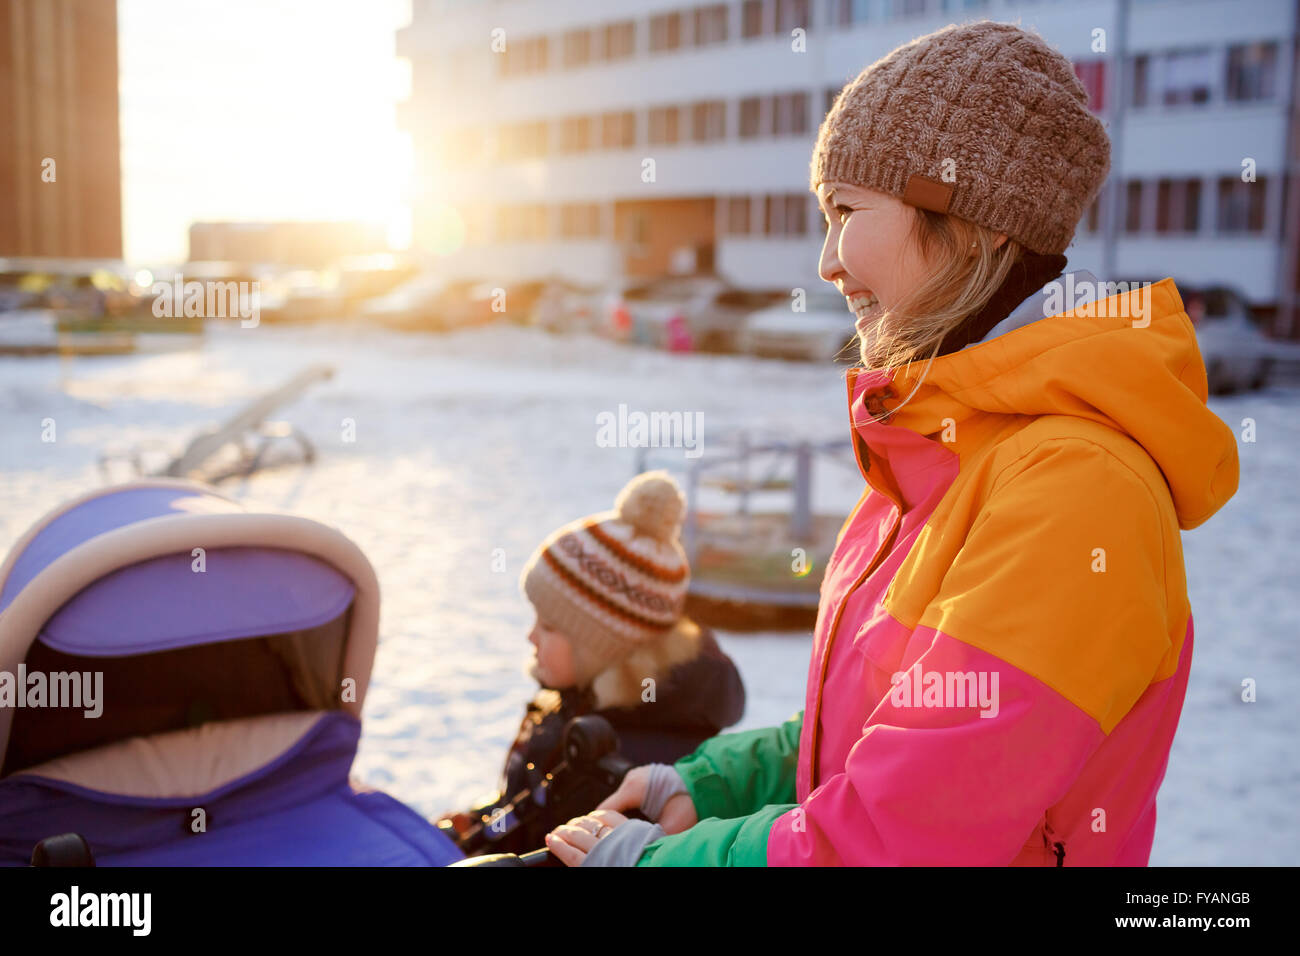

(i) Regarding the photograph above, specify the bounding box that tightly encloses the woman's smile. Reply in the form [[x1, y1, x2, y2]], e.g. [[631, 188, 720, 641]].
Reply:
[[848, 291, 882, 332]]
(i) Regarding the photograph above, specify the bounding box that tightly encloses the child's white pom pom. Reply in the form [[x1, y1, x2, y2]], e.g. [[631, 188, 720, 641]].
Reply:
[[614, 470, 686, 542]]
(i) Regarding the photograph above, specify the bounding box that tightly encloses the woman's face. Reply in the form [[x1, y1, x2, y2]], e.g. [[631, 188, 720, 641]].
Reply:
[[815, 181, 1008, 348], [815, 181, 935, 343], [527, 616, 577, 688]]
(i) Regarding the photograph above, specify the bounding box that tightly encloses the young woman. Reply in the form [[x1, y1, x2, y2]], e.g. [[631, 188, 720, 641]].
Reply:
[[547, 19, 1240, 867]]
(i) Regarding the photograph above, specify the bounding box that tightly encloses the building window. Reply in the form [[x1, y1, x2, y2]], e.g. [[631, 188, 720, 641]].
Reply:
[[742, 0, 766, 38], [765, 193, 808, 236], [445, 126, 485, 167], [691, 100, 727, 142], [1083, 195, 1101, 234], [501, 35, 549, 76], [493, 125, 514, 160], [496, 203, 549, 242], [1162, 48, 1212, 105], [724, 196, 752, 235], [694, 4, 728, 46], [558, 116, 593, 154], [497, 122, 532, 160], [562, 29, 591, 68], [825, 86, 841, 115], [650, 11, 683, 52], [739, 97, 763, 138], [460, 205, 491, 245], [1133, 55, 1154, 107], [648, 106, 681, 145], [774, 0, 811, 33], [600, 110, 636, 149], [559, 203, 602, 239], [601, 20, 636, 61], [1073, 60, 1106, 113], [531, 205, 550, 240], [1124, 180, 1145, 233], [772, 92, 809, 136], [833, 0, 871, 25], [1217, 176, 1268, 233], [1226, 41, 1277, 102], [1155, 177, 1201, 234], [1133, 48, 1212, 107]]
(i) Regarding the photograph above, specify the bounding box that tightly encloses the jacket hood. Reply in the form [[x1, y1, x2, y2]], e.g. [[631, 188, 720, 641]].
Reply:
[[859, 275, 1239, 530]]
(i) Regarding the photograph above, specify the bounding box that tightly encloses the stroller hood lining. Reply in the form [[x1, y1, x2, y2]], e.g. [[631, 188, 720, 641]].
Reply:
[[3, 602, 352, 776], [6, 709, 332, 799]]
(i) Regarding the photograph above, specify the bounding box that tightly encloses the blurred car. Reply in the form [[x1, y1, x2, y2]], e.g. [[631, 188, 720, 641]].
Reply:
[[42, 267, 137, 317], [257, 269, 343, 324], [1159, 282, 1289, 395], [620, 274, 784, 353], [0, 261, 57, 313], [358, 272, 452, 330], [528, 277, 602, 334], [442, 278, 550, 328], [598, 277, 651, 342], [336, 255, 418, 315], [739, 289, 859, 363], [1182, 284, 1286, 394], [161, 261, 266, 323], [1083, 276, 1293, 395]]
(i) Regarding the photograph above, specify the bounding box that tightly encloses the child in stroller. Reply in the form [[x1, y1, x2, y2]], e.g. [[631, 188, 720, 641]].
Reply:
[[438, 471, 746, 857]]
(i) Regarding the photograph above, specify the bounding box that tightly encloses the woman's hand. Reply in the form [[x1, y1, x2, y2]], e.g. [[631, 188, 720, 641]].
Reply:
[[597, 766, 699, 835], [546, 809, 628, 866]]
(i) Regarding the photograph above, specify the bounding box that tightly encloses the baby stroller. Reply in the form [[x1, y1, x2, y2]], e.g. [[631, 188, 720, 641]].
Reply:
[[0, 478, 469, 866]]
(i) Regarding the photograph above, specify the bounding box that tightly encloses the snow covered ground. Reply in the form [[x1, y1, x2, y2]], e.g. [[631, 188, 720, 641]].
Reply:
[[1, 320, 1295, 864]]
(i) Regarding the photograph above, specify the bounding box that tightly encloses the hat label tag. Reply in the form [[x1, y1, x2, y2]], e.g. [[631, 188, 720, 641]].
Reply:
[[902, 173, 953, 213]]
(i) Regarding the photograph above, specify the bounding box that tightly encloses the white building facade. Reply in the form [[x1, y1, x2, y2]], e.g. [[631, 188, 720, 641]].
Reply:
[[397, 0, 1300, 334]]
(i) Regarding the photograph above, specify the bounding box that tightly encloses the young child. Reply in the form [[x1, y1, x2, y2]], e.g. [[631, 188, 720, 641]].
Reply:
[[439, 470, 746, 855]]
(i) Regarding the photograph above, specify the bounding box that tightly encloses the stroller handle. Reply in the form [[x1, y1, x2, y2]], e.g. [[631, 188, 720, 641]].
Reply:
[[448, 714, 643, 867]]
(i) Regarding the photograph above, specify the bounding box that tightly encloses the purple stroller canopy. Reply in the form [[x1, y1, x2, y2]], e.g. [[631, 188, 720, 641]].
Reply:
[[0, 480, 456, 867], [0, 485, 355, 657]]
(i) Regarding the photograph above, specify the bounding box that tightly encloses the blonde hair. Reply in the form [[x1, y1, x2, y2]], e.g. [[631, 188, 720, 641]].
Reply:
[[854, 208, 1026, 375], [588, 615, 702, 711]]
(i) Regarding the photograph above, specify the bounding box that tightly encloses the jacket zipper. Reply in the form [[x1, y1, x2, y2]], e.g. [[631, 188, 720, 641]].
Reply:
[[808, 493, 902, 789], [809, 376, 904, 788]]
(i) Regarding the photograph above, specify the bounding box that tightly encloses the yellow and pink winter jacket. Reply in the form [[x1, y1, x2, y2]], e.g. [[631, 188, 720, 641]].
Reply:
[[639, 277, 1239, 866]]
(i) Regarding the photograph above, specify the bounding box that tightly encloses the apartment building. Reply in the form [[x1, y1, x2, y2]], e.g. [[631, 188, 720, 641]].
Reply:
[[0, 0, 123, 259], [397, 0, 1299, 335]]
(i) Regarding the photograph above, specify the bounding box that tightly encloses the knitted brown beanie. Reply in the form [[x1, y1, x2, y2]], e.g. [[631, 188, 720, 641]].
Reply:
[[520, 471, 691, 686], [809, 19, 1111, 255]]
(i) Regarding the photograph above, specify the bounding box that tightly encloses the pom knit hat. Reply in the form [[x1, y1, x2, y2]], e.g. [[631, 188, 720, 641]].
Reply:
[[520, 471, 692, 687], [809, 19, 1111, 256]]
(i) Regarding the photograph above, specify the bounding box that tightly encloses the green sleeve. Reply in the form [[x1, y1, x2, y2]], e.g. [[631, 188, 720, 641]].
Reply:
[[636, 804, 796, 867], [670, 709, 803, 821]]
